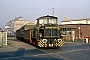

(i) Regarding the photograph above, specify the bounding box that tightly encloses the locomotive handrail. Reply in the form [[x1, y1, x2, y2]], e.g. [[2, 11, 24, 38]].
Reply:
[[44, 36, 59, 38]]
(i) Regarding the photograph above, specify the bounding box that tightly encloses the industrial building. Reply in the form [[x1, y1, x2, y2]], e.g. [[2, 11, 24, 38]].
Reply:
[[59, 18, 90, 41], [5, 16, 32, 37]]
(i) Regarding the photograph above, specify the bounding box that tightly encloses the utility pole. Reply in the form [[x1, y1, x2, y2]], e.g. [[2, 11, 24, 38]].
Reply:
[[1, 30, 4, 47], [52, 8, 54, 16], [15, 14, 16, 19]]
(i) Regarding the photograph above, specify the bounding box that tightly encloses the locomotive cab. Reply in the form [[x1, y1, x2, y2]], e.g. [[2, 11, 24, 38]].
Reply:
[[34, 15, 64, 48]]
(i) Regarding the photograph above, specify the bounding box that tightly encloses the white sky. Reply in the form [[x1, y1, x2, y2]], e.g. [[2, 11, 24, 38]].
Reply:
[[0, 0, 90, 28]]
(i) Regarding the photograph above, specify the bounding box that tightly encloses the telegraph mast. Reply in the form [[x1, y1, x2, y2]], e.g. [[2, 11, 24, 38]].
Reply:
[[15, 14, 16, 19], [52, 8, 54, 16]]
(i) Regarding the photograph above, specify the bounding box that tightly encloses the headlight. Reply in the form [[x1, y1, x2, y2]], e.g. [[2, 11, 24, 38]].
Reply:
[[42, 39, 47, 43], [58, 39, 62, 42], [40, 34, 42, 37], [39, 33, 42, 37]]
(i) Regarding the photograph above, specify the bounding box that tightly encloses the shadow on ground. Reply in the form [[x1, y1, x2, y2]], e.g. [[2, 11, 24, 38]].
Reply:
[[0, 48, 64, 60]]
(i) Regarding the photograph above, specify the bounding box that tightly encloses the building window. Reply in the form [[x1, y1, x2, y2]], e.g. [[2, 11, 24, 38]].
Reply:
[[61, 28, 71, 36]]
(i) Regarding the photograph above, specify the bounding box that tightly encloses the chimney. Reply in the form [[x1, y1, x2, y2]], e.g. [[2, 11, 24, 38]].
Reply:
[[64, 17, 67, 21]]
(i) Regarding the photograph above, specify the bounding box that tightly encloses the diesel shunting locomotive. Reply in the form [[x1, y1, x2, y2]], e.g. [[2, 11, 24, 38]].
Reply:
[[16, 15, 64, 48]]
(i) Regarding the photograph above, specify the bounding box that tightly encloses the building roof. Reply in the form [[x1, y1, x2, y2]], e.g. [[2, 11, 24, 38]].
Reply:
[[59, 24, 90, 26], [61, 18, 90, 25], [5, 26, 11, 29], [25, 22, 35, 25], [36, 15, 58, 20], [61, 18, 90, 22], [13, 16, 23, 21]]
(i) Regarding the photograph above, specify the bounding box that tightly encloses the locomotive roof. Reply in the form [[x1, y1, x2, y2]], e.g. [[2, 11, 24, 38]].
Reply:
[[36, 15, 58, 20]]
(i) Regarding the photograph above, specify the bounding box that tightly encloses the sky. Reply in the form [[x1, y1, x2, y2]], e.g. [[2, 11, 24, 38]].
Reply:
[[0, 0, 90, 28]]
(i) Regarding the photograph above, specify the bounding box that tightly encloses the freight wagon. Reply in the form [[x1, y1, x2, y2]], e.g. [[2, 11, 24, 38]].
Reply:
[[16, 15, 64, 48]]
